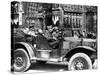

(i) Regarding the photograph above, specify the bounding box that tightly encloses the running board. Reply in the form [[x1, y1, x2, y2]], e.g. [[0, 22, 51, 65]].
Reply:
[[31, 57, 62, 62]]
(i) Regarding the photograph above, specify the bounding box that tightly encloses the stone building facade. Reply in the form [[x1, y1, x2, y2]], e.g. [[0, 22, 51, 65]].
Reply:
[[11, 1, 97, 37]]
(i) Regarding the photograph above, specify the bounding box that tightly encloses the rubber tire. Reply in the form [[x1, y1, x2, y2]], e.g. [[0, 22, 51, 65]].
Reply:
[[68, 53, 92, 71], [13, 48, 31, 72]]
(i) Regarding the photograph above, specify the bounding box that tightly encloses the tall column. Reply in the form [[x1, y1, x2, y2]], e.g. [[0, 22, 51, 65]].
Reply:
[[59, 5, 64, 28], [18, 2, 24, 26], [92, 13, 97, 34], [81, 12, 86, 32]]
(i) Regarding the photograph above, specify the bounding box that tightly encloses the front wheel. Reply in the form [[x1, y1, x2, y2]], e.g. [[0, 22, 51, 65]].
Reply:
[[13, 48, 31, 72], [68, 53, 92, 71]]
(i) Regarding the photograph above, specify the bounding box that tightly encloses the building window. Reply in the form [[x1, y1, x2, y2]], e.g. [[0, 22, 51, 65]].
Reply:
[[64, 12, 82, 29]]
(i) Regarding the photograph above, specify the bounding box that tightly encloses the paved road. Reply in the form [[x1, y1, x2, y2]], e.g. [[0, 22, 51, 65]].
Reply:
[[25, 59, 98, 74], [13, 59, 97, 74], [25, 62, 68, 73]]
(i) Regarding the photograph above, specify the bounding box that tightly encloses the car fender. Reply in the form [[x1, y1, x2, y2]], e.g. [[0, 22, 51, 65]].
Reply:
[[15, 42, 35, 59], [65, 46, 96, 60], [74, 46, 96, 52]]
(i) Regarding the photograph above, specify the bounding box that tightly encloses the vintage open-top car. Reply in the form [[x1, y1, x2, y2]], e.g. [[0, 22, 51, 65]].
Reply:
[[11, 26, 97, 72]]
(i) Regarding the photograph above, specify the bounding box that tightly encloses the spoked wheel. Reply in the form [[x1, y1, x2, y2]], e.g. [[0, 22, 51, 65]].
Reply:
[[68, 53, 92, 71], [13, 48, 31, 72]]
